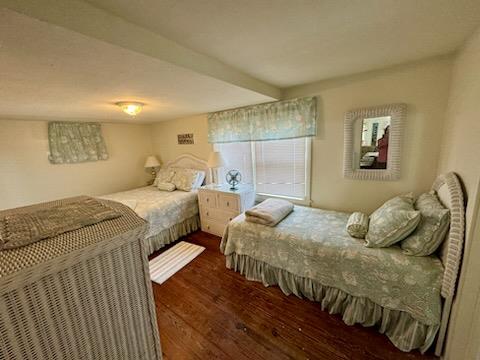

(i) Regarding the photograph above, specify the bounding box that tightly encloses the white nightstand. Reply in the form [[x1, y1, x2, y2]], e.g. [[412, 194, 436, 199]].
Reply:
[[198, 184, 255, 237]]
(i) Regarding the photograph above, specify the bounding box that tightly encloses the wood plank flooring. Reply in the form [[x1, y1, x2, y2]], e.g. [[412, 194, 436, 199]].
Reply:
[[149, 231, 436, 360]]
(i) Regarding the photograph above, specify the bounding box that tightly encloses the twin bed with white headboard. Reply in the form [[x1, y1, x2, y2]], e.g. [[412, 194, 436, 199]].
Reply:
[[101, 154, 210, 254], [220, 172, 465, 355]]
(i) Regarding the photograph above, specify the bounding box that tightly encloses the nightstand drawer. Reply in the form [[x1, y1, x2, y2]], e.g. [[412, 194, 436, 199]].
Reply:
[[201, 208, 237, 224], [198, 184, 255, 237], [198, 191, 217, 208], [218, 194, 240, 212], [201, 219, 226, 237]]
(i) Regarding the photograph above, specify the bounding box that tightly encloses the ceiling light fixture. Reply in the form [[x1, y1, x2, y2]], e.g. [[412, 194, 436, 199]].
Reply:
[[116, 101, 144, 116]]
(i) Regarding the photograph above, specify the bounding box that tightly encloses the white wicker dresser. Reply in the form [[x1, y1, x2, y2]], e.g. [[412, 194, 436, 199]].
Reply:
[[0, 197, 162, 360]]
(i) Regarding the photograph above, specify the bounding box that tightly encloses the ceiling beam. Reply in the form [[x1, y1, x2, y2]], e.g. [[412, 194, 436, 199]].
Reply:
[[3, 0, 282, 100]]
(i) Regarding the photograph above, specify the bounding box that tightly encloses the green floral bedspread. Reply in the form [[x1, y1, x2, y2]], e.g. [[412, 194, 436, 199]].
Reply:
[[221, 206, 443, 326], [101, 187, 198, 239]]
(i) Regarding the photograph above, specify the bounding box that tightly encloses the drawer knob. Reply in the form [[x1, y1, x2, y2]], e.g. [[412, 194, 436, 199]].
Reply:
[[206, 212, 209, 216], [229, 217, 233, 221], [207, 225, 210, 229], [227, 201, 230, 206], [206, 198, 209, 202]]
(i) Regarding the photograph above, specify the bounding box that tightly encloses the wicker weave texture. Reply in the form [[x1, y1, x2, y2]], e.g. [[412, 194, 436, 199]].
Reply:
[[0, 198, 146, 277], [0, 198, 162, 360], [0, 241, 161, 360], [431, 172, 466, 356], [432, 172, 465, 299]]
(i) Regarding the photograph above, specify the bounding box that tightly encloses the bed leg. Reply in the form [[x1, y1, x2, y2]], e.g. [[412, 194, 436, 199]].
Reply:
[[435, 297, 453, 356]]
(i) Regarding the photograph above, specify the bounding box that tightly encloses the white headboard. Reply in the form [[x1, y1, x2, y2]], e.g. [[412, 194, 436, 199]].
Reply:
[[432, 172, 466, 299], [431, 172, 466, 355], [163, 154, 211, 184]]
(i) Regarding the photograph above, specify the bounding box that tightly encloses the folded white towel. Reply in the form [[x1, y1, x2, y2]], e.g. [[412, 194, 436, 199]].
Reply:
[[245, 198, 294, 227]]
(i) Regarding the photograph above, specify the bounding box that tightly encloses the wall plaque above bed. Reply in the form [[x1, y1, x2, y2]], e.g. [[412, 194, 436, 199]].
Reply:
[[48, 122, 109, 164], [177, 133, 194, 145]]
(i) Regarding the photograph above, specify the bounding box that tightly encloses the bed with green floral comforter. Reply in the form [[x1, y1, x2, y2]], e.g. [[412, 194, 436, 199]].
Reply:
[[220, 205, 444, 353], [101, 186, 199, 254]]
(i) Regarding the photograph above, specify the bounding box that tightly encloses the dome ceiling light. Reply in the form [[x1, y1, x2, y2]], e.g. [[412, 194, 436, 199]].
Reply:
[[116, 101, 144, 116]]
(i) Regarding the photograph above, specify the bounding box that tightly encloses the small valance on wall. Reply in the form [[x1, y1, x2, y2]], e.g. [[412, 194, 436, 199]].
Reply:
[[207, 97, 317, 143], [48, 122, 109, 164]]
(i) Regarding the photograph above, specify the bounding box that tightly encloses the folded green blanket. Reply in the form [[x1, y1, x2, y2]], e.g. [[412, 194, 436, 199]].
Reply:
[[0, 196, 121, 250]]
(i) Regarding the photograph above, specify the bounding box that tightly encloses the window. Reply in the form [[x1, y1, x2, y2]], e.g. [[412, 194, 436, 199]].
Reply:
[[215, 137, 311, 204], [215, 141, 254, 185]]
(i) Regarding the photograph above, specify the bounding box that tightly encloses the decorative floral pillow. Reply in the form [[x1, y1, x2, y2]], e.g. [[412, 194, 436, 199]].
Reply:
[[346, 212, 369, 239], [171, 168, 200, 192], [365, 193, 421, 248], [401, 191, 450, 256], [156, 182, 176, 192], [154, 168, 175, 186]]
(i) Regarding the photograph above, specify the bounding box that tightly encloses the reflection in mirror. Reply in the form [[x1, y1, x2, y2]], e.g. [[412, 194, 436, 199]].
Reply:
[[359, 116, 391, 170]]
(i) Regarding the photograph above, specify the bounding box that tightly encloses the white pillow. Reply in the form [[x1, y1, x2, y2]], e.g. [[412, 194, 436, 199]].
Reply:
[[171, 168, 200, 191], [192, 171, 206, 189], [154, 168, 174, 186]]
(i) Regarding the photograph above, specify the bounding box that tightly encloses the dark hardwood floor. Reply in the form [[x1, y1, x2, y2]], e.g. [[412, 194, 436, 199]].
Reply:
[[149, 231, 436, 360]]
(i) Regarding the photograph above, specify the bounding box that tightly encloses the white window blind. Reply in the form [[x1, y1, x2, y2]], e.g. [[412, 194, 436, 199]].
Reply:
[[255, 138, 306, 199], [215, 138, 309, 201]]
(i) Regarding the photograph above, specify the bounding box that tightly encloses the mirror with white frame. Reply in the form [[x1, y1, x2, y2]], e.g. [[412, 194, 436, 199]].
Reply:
[[343, 103, 406, 181]]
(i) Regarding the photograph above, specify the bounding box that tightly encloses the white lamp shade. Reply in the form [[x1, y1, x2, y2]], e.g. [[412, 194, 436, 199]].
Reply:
[[207, 151, 226, 168], [144, 155, 161, 168]]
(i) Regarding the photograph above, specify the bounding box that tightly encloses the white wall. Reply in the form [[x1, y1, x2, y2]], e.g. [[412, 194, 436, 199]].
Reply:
[[150, 57, 453, 214], [0, 120, 152, 210], [436, 26, 480, 360], [0, 57, 452, 215], [284, 56, 453, 213], [151, 114, 213, 164]]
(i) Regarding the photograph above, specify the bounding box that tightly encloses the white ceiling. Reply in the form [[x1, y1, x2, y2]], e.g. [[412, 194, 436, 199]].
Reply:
[[1, 0, 480, 122], [0, 8, 274, 123], [87, 0, 480, 87]]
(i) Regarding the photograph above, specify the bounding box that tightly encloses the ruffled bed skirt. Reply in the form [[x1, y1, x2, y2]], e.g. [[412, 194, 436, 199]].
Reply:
[[145, 215, 200, 254], [226, 253, 439, 353]]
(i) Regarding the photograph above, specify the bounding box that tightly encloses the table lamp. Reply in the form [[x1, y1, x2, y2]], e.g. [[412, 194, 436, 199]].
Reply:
[[207, 151, 226, 186], [144, 155, 161, 184]]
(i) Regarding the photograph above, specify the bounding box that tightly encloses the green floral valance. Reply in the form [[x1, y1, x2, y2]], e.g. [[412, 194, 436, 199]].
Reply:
[[207, 97, 317, 143], [48, 122, 109, 164]]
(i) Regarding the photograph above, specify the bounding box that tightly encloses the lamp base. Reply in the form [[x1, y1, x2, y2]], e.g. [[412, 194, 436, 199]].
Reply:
[[210, 167, 224, 187], [150, 169, 157, 185]]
